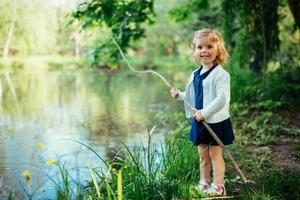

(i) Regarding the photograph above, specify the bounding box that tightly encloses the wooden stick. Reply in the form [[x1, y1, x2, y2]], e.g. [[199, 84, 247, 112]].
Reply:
[[111, 37, 173, 88], [183, 99, 248, 183], [201, 121, 248, 183], [111, 36, 248, 183]]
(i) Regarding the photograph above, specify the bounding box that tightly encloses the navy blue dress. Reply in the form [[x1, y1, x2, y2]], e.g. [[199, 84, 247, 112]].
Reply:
[[189, 65, 235, 146]]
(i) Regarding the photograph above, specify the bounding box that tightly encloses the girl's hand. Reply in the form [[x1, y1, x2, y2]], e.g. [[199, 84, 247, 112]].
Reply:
[[194, 109, 204, 121], [170, 87, 179, 99]]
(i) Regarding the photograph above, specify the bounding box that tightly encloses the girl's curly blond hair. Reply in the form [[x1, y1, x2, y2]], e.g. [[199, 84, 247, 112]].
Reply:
[[191, 28, 229, 66]]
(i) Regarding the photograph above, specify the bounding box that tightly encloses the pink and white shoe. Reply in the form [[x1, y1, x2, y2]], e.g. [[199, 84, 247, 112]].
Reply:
[[196, 180, 210, 192], [204, 183, 227, 196]]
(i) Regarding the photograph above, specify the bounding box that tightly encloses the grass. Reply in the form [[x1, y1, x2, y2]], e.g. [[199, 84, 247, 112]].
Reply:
[[1, 108, 299, 199], [118, 111, 299, 200]]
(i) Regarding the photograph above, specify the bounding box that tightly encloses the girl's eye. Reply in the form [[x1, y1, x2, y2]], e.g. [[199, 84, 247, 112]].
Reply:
[[197, 46, 202, 49], [208, 45, 213, 49]]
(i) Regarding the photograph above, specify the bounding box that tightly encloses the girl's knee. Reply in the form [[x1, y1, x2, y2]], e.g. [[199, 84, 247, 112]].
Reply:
[[209, 146, 222, 160], [198, 145, 209, 159], [200, 153, 210, 162]]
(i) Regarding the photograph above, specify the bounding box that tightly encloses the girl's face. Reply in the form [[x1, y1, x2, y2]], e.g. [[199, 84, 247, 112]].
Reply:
[[194, 36, 218, 67]]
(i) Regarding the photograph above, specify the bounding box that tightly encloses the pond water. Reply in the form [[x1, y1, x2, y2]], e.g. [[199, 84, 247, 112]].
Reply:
[[0, 67, 183, 199]]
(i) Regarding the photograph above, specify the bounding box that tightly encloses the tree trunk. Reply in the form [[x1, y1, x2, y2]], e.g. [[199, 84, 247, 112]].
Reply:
[[3, 0, 16, 58], [74, 32, 81, 58], [259, 0, 267, 79]]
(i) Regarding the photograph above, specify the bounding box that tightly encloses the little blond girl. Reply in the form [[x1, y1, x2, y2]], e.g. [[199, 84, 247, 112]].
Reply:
[[170, 28, 234, 196]]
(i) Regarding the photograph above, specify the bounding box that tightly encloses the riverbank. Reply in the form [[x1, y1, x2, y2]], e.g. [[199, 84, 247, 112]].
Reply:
[[4, 107, 298, 199], [0, 58, 299, 199]]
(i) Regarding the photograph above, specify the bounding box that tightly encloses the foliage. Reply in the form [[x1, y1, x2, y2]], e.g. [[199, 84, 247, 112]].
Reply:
[[5, 110, 299, 199], [257, 169, 300, 199], [221, 0, 280, 73], [169, 0, 222, 29], [264, 65, 300, 105], [231, 103, 300, 146], [83, 115, 300, 199], [0, 0, 77, 57], [129, 0, 193, 63], [72, 0, 155, 67], [167, 0, 297, 77], [229, 62, 300, 109]]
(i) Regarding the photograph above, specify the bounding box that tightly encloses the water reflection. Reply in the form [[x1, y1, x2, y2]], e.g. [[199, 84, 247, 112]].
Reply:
[[0, 68, 181, 198]]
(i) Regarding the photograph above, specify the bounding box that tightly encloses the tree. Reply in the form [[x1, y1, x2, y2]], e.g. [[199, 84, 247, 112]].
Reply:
[[169, 0, 284, 75], [169, 0, 222, 30], [0, 0, 76, 57], [222, 0, 279, 75], [72, 0, 155, 67]]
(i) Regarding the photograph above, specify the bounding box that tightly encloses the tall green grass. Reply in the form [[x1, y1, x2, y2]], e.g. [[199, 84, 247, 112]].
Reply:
[[11, 112, 300, 199]]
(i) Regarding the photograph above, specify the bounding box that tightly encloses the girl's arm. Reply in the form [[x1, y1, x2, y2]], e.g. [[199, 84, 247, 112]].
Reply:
[[201, 73, 230, 119], [170, 87, 186, 101], [177, 90, 186, 101]]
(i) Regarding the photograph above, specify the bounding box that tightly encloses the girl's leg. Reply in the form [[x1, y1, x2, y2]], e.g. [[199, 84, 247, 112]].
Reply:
[[208, 146, 225, 184], [198, 144, 211, 180]]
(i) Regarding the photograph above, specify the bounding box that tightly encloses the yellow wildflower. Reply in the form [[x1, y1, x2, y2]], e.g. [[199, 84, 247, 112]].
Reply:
[[47, 159, 56, 165], [22, 170, 31, 184], [37, 143, 43, 150], [38, 143, 43, 149], [22, 170, 30, 177]]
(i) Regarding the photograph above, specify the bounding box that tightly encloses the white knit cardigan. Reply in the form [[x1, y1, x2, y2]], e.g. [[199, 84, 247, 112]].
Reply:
[[178, 65, 231, 123]]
